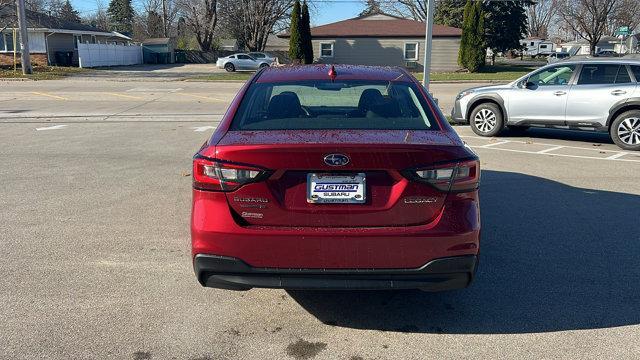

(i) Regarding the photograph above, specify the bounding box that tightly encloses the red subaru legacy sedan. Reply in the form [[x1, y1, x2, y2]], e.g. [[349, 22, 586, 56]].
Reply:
[[191, 65, 480, 291]]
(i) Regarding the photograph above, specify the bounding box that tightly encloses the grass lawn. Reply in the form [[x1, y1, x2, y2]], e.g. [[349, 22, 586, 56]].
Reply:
[[189, 64, 538, 83], [0, 66, 86, 80], [417, 65, 538, 82], [188, 72, 255, 81]]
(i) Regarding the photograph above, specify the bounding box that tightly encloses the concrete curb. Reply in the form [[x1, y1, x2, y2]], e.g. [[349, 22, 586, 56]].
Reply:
[[0, 77, 34, 81]]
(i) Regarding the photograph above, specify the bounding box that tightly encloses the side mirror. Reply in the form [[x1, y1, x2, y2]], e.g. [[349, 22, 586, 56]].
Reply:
[[525, 81, 537, 90]]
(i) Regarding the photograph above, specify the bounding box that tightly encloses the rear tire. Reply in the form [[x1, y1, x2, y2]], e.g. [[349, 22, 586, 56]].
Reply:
[[224, 63, 235, 72], [610, 110, 640, 151], [470, 103, 504, 137]]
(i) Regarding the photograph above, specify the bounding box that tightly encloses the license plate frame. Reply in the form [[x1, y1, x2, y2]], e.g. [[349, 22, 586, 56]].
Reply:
[[307, 173, 366, 204]]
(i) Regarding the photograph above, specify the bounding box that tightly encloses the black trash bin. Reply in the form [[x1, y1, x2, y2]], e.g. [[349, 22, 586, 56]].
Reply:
[[54, 51, 74, 66]]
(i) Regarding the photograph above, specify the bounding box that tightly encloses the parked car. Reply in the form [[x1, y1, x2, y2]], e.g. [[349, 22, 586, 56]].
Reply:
[[451, 58, 640, 150], [596, 50, 620, 57], [216, 53, 273, 72], [192, 65, 481, 291], [248, 52, 278, 64], [547, 51, 571, 64]]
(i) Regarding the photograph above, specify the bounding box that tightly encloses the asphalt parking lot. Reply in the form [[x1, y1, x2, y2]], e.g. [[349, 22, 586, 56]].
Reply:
[[1, 79, 639, 359]]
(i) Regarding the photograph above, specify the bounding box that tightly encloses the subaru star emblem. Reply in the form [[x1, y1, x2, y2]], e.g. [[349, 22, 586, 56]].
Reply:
[[324, 154, 350, 166]]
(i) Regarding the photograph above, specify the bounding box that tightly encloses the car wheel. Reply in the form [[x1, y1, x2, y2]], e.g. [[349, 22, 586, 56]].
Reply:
[[259, 63, 269, 68], [224, 63, 235, 72], [470, 103, 504, 137], [610, 110, 640, 151]]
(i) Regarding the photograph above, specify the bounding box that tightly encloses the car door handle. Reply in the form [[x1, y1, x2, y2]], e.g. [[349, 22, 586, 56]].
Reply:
[[553, 91, 566, 96], [611, 90, 627, 96]]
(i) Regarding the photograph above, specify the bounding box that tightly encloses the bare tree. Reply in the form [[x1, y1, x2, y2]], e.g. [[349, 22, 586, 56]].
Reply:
[[527, 0, 557, 38], [608, 0, 638, 35], [379, 0, 427, 21], [558, 0, 625, 54], [219, 0, 293, 52], [177, 0, 218, 51], [24, 0, 47, 12], [81, 0, 109, 30], [141, 0, 179, 37]]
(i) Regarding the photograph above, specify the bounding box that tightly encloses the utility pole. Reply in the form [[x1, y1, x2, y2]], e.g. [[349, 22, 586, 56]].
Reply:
[[16, 0, 32, 74], [162, 0, 168, 37], [422, 0, 435, 90]]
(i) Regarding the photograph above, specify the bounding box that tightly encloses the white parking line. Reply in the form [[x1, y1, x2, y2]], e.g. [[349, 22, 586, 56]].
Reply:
[[465, 142, 640, 163], [192, 126, 216, 132], [606, 152, 629, 160], [35, 125, 67, 131], [536, 145, 565, 154], [457, 135, 640, 162], [459, 135, 615, 153], [478, 140, 510, 148]]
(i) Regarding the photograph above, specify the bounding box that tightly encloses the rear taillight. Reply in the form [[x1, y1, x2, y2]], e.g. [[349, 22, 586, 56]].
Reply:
[[193, 157, 267, 191], [408, 159, 480, 192]]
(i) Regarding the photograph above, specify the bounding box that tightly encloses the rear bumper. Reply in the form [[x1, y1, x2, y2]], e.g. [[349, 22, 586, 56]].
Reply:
[[194, 254, 478, 291]]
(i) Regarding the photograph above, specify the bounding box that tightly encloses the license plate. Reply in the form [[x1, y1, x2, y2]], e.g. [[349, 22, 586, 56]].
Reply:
[[307, 173, 366, 204]]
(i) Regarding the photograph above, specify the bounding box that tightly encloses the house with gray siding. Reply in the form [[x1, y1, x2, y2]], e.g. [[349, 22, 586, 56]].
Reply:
[[279, 13, 462, 72], [0, 4, 130, 66]]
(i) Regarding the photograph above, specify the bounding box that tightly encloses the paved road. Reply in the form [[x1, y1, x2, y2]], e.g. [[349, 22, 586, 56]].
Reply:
[[0, 78, 485, 120], [1, 79, 639, 359]]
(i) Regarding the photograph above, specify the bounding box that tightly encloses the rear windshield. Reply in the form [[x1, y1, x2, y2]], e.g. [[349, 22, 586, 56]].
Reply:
[[229, 80, 439, 131]]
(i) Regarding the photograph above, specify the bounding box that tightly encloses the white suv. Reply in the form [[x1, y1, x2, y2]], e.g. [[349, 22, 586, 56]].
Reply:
[[452, 58, 640, 150]]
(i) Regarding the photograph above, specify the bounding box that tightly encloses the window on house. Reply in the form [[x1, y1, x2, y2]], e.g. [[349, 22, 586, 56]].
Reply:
[[320, 42, 333, 57], [404, 42, 418, 60], [530, 41, 535, 46], [2, 32, 21, 52]]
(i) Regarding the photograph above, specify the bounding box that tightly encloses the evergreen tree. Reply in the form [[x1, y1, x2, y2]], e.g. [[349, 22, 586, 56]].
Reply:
[[301, 0, 313, 64], [467, 0, 485, 72], [457, 0, 473, 68], [359, 0, 381, 17], [288, 0, 303, 63], [146, 10, 164, 38], [435, 0, 466, 28], [459, 0, 485, 72], [483, 0, 528, 64], [59, 0, 81, 23], [107, 0, 134, 35]]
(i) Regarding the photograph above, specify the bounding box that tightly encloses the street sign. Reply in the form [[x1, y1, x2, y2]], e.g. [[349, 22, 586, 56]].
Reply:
[[615, 26, 631, 36]]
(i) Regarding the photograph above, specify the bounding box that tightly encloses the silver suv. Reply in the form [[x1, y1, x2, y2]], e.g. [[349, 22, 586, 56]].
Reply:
[[451, 58, 640, 150]]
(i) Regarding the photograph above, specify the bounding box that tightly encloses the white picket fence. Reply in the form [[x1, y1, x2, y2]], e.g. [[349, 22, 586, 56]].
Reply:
[[78, 43, 143, 68]]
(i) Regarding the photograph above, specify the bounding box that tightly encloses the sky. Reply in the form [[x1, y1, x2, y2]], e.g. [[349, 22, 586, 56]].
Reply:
[[69, 0, 365, 26]]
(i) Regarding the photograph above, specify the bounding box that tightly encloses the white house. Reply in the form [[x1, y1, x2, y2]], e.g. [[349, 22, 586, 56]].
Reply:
[[0, 4, 131, 66]]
